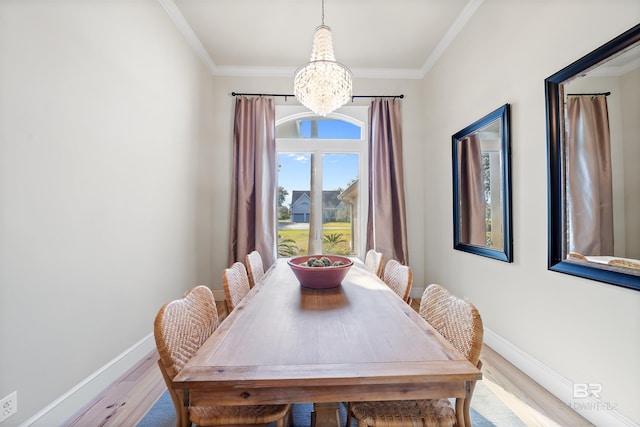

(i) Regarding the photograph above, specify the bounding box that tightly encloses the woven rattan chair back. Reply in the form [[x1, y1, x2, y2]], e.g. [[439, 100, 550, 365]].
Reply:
[[154, 285, 218, 380], [608, 258, 640, 269], [245, 250, 266, 288], [223, 261, 251, 312], [154, 285, 218, 426], [382, 259, 413, 302], [364, 249, 384, 278], [420, 284, 484, 366], [347, 284, 484, 427], [419, 283, 453, 340], [154, 285, 291, 427]]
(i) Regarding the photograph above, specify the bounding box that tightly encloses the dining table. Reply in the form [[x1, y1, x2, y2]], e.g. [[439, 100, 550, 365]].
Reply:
[[173, 257, 482, 427]]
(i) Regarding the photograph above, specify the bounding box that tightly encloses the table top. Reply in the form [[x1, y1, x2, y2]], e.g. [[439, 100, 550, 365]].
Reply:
[[173, 258, 481, 406]]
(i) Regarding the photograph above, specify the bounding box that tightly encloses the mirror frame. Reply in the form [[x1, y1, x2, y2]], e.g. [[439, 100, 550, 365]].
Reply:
[[452, 104, 512, 262], [545, 23, 640, 291]]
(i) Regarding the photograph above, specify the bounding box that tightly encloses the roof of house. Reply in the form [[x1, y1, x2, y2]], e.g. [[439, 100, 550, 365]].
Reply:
[[291, 190, 343, 209]]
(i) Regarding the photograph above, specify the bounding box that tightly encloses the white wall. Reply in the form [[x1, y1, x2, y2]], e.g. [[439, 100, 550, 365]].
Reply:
[[2, 0, 639, 425], [422, 0, 640, 424], [0, 1, 215, 425], [620, 67, 640, 259]]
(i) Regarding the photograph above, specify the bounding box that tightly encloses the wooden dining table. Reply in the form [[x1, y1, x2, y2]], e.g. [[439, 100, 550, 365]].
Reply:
[[173, 258, 482, 427]]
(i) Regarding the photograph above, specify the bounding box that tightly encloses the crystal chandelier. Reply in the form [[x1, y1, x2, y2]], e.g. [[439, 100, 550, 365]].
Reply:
[[294, 0, 352, 116]]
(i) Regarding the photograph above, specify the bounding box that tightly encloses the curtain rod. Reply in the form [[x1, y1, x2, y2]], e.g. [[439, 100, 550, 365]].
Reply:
[[567, 91, 611, 96], [231, 91, 404, 101]]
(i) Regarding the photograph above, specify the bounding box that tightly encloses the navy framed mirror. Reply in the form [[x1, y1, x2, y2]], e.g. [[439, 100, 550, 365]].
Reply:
[[546, 24, 640, 291], [452, 104, 512, 262]]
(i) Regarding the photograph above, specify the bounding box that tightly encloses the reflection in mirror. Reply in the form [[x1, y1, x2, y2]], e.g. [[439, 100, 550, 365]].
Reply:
[[546, 23, 640, 291], [452, 104, 512, 262]]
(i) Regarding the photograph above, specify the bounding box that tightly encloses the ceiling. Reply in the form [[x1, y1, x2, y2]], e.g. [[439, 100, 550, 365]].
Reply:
[[161, 0, 482, 79]]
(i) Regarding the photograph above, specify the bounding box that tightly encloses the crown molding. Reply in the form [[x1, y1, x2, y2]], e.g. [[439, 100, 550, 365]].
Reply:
[[419, 0, 483, 78], [158, 0, 482, 81], [157, 0, 217, 74], [213, 65, 423, 80]]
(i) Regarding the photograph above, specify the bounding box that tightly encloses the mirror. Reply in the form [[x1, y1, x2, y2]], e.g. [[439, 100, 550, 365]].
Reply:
[[452, 104, 512, 262], [546, 23, 640, 291]]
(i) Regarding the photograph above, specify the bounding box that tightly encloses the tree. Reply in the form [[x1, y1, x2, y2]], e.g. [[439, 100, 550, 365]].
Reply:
[[278, 205, 290, 220], [278, 186, 288, 207]]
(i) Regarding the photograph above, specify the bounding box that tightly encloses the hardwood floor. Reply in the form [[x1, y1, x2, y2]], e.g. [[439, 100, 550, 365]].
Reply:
[[63, 301, 593, 427]]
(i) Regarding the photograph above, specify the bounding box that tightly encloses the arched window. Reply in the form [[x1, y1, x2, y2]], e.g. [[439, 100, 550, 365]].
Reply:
[[276, 106, 368, 258]]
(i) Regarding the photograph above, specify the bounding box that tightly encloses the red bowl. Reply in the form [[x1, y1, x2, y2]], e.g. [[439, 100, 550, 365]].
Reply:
[[288, 255, 353, 289]]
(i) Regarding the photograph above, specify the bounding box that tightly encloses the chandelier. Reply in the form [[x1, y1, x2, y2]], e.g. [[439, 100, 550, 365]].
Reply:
[[293, 0, 352, 116]]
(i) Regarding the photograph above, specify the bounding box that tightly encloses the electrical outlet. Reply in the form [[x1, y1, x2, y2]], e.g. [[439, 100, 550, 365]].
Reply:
[[0, 391, 17, 422]]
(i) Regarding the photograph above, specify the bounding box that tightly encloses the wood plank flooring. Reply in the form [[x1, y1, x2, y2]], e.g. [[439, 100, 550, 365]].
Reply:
[[62, 351, 165, 427], [63, 301, 594, 426]]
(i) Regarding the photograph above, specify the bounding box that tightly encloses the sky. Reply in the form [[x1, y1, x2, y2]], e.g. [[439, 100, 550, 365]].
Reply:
[[278, 153, 359, 206], [277, 118, 361, 206]]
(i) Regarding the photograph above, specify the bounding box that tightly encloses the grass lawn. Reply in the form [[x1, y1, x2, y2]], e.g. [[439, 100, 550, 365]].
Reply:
[[278, 222, 352, 256]]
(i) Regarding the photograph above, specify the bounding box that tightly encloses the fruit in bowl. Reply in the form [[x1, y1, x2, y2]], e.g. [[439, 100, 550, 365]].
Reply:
[[288, 254, 353, 289]]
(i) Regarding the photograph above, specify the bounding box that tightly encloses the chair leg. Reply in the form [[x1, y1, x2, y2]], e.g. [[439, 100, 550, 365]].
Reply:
[[457, 379, 480, 426], [463, 361, 482, 427], [157, 360, 189, 427], [345, 402, 352, 427]]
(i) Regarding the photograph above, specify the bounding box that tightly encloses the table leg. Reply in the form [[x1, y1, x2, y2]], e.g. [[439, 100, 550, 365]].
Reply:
[[311, 402, 342, 427]]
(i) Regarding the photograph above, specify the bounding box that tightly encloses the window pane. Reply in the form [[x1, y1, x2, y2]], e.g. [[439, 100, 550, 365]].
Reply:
[[322, 154, 359, 255], [277, 153, 310, 257], [276, 107, 367, 258], [276, 118, 361, 139]]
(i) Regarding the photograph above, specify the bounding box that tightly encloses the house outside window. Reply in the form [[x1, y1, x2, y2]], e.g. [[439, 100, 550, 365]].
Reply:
[[276, 106, 368, 258]]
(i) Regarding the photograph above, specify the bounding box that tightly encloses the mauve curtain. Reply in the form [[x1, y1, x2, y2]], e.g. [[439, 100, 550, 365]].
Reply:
[[228, 96, 277, 268], [366, 99, 409, 265], [458, 133, 486, 246], [566, 95, 613, 256]]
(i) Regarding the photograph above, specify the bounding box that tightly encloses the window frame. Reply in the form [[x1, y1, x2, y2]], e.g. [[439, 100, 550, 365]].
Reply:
[[276, 106, 369, 257]]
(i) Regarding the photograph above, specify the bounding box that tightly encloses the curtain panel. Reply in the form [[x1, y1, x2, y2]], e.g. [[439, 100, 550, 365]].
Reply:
[[228, 96, 277, 268], [458, 133, 486, 246], [566, 94, 613, 256], [366, 99, 409, 265]]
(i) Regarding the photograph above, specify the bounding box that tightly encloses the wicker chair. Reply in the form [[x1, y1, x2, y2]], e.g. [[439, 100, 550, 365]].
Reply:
[[347, 284, 483, 427], [154, 285, 292, 427], [245, 250, 266, 288], [223, 261, 251, 312], [418, 283, 453, 334], [364, 249, 384, 278], [382, 259, 413, 303], [608, 258, 640, 270]]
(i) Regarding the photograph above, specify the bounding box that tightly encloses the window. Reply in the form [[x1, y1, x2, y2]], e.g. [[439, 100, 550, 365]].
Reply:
[[276, 117, 361, 139], [276, 106, 368, 258]]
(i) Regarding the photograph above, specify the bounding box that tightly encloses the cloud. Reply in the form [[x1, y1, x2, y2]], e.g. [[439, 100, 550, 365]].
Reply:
[[286, 153, 310, 163]]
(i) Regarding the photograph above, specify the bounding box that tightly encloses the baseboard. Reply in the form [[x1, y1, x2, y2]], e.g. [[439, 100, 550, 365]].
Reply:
[[21, 334, 156, 426], [484, 327, 638, 427]]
